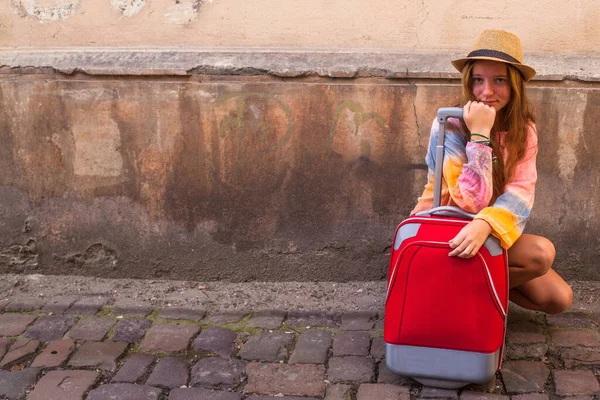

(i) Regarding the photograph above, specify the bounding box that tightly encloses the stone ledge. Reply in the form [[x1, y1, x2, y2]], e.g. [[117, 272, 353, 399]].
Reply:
[[0, 48, 597, 81]]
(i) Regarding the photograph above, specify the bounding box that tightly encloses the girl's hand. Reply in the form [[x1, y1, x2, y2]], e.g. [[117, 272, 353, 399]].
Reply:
[[464, 100, 496, 138], [448, 219, 493, 258]]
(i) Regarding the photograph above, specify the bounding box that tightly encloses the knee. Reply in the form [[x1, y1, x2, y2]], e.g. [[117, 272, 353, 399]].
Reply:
[[528, 237, 555, 278], [544, 284, 573, 314]]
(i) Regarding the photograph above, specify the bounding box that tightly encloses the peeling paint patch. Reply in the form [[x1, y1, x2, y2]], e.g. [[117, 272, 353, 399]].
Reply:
[[164, 0, 203, 25], [72, 115, 123, 177], [11, 0, 80, 22], [0, 239, 38, 271], [63, 243, 118, 270], [111, 0, 145, 17], [556, 90, 587, 184]]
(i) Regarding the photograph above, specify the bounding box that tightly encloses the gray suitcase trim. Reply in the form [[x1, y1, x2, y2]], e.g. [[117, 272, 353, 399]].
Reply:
[[386, 343, 500, 387]]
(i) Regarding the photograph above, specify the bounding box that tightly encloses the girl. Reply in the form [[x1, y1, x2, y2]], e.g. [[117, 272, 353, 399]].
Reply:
[[411, 30, 572, 314]]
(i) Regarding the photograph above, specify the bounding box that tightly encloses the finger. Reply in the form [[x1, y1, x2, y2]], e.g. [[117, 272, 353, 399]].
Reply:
[[458, 244, 476, 259], [449, 241, 469, 257]]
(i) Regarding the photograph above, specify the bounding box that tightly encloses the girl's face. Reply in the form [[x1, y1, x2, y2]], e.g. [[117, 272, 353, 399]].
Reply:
[[471, 60, 512, 112]]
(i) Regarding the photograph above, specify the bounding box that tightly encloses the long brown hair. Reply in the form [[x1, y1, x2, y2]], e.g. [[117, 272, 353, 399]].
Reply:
[[460, 61, 536, 203]]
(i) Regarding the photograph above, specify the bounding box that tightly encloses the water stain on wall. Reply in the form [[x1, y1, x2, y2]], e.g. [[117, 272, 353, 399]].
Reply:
[[11, 0, 80, 22], [329, 100, 389, 164], [111, 0, 146, 17], [164, 0, 203, 24], [213, 91, 294, 190]]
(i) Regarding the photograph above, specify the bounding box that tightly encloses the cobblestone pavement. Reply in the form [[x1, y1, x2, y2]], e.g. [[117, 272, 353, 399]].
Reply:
[[0, 287, 599, 399]]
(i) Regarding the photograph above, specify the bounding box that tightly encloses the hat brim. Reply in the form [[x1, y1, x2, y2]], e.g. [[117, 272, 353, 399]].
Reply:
[[452, 57, 536, 82]]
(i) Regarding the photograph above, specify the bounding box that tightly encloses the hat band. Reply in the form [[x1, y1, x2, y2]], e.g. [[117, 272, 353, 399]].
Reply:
[[467, 49, 521, 64]]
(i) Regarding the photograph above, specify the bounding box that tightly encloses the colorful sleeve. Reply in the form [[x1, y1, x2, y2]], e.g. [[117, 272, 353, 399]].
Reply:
[[411, 118, 494, 215], [474, 124, 538, 248]]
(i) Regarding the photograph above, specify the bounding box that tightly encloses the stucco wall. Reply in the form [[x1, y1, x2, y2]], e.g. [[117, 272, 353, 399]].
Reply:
[[1, 1, 598, 282], [0, 57, 598, 282], [1, 0, 599, 56]]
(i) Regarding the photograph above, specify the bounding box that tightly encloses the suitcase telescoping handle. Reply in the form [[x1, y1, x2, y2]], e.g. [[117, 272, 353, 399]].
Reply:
[[433, 107, 464, 208]]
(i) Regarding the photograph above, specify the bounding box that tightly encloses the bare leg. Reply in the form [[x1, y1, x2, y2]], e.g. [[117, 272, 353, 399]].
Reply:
[[507, 234, 572, 314]]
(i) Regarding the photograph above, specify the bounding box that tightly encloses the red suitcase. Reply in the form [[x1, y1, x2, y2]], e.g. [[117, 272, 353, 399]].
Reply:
[[384, 108, 509, 389]]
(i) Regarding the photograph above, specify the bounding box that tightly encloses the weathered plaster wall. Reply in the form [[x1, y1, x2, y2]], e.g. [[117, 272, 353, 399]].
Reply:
[[0, 0, 598, 55], [0, 0, 598, 282], [0, 68, 598, 281]]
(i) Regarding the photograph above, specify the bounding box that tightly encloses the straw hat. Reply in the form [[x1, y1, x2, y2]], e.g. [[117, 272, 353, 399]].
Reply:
[[451, 30, 536, 82]]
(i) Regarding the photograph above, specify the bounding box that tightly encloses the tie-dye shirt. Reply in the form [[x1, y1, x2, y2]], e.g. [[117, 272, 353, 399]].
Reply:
[[411, 117, 538, 249]]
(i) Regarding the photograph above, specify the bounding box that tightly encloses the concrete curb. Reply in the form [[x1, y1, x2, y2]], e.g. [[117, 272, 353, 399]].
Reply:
[[0, 49, 598, 81]]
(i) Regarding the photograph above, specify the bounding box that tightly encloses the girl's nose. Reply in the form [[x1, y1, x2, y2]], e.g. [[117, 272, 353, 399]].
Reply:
[[482, 81, 494, 95]]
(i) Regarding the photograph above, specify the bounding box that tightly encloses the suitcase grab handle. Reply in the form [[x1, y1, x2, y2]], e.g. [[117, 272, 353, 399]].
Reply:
[[415, 206, 476, 220], [437, 107, 464, 123]]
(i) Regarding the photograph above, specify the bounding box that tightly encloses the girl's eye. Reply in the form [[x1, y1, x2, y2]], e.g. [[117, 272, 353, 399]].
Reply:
[[473, 78, 484, 84], [495, 78, 507, 84]]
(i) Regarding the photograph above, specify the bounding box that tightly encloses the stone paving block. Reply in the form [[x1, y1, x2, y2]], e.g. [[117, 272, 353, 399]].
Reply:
[[238, 332, 295, 362], [66, 296, 108, 315], [507, 322, 543, 334], [286, 311, 341, 328], [325, 384, 353, 400], [0, 299, 10, 312], [370, 336, 386, 359], [0, 338, 11, 360], [501, 361, 549, 394], [67, 317, 116, 341], [560, 347, 600, 368], [24, 315, 79, 341], [4, 297, 44, 312], [112, 318, 152, 343], [0, 367, 41, 400], [31, 338, 75, 368], [42, 295, 80, 314], [464, 376, 497, 393], [377, 361, 414, 385], [247, 310, 286, 329], [140, 323, 199, 352], [0, 314, 37, 336], [146, 356, 189, 389], [546, 311, 593, 328], [288, 329, 332, 364], [550, 328, 600, 347], [246, 396, 319, 400], [193, 326, 237, 357], [357, 383, 410, 400], [111, 353, 157, 383], [511, 395, 549, 400], [245, 363, 326, 397], [554, 370, 600, 396], [112, 300, 154, 317], [204, 310, 249, 324], [420, 387, 459, 399], [460, 392, 509, 400], [159, 306, 206, 321], [0, 339, 40, 367], [328, 356, 375, 383], [340, 311, 376, 330], [190, 356, 247, 389], [506, 330, 546, 344], [561, 397, 594, 400], [28, 370, 99, 400], [169, 387, 242, 400], [505, 330, 548, 360], [87, 383, 163, 400], [375, 314, 385, 330], [68, 341, 128, 371], [507, 305, 539, 323], [333, 331, 370, 356]]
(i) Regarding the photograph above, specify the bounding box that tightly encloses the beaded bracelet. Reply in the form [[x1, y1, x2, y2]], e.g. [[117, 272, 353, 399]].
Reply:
[[471, 140, 493, 148], [470, 133, 490, 141]]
